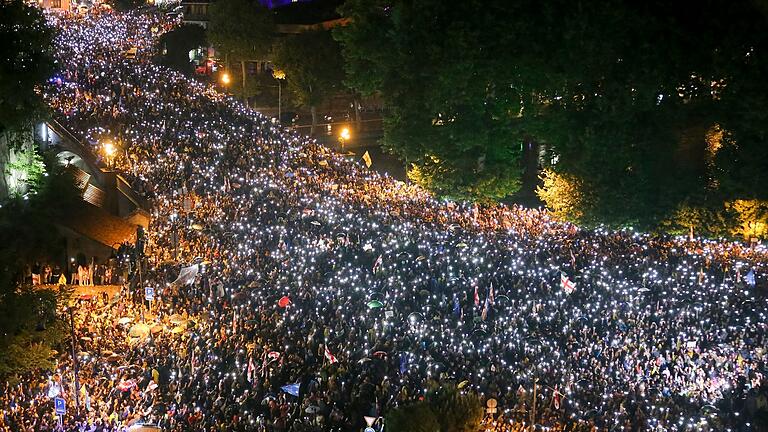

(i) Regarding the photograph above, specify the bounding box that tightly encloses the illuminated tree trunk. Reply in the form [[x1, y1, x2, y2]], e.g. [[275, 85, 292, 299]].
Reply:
[[310, 105, 317, 136], [241, 60, 247, 104]]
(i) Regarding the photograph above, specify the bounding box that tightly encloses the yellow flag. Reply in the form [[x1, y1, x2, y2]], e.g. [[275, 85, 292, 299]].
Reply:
[[362, 151, 372, 168]]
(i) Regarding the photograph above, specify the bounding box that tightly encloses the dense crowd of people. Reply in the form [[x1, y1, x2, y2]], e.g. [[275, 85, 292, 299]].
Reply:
[[2, 8, 768, 432]]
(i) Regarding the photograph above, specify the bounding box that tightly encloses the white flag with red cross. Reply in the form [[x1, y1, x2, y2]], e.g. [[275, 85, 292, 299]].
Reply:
[[561, 273, 575, 295]]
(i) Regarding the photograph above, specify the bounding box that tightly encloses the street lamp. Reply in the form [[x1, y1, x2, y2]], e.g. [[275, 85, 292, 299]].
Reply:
[[221, 72, 231, 86], [102, 140, 116, 169], [272, 69, 286, 121], [65, 306, 80, 414], [338, 127, 351, 150]]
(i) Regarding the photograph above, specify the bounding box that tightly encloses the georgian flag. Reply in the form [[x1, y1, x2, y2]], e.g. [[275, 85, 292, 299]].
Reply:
[[324, 346, 338, 364], [372, 254, 383, 273], [488, 283, 495, 305], [473, 285, 480, 307], [561, 273, 575, 295]]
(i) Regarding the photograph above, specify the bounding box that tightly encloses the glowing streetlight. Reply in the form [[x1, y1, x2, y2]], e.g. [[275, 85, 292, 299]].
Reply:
[[221, 72, 231, 86], [102, 140, 117, 169], [271, 69, 285, 80], [338, 127, 351, 150], [272, 69, 286, 121], [102, 141, 116, 157]]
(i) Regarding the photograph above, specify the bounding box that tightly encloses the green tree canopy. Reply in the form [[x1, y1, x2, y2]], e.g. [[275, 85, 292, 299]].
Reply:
[[387, 386, 483, 432], [208, 0, 274, 61], [0, 0, 55, 134], [0, 151, 80, 380], [338, 0, 768, 233], [208, 0, 275, 101], [336, 0, 532, 200], [272, 30, 343, 135], [158, 24, 208, 75]]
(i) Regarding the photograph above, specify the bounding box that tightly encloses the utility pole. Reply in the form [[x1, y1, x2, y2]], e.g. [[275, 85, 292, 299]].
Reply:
[[68, 308, 80, 413], [278, 79, 282, 120], [530, 376, 538, 431], [272, 69, 285, 122]]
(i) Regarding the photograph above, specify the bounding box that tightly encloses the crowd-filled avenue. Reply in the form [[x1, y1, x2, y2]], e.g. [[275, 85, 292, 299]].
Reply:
[[2, 8, 767, 432]]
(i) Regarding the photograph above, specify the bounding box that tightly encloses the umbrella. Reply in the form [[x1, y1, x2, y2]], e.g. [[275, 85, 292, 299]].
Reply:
[[457, 380, 470, 389], [367, 300, 383, 309], [407, 312, 423, 323], [118, 317, 133, 325], [278, 296, 291, 308], [171, 325, 187, 334], [80, 336, 92, 341], [373, 351, 388, 359], [106, 354, 122, 362], [129, 323, 150, 338], [117, 364, 140, 370], [305, 405, 321, 414], [151, 324, 164, 334], [127, 424, 161, 431], [168, 314, 185, 324]]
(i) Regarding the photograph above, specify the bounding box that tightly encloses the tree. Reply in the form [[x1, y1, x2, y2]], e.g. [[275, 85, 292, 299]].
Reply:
[[109, 0, 144, 11], [272, 30, 343, 135], [387, 402, 440, 432], [208, 0, 275, 102], [0, 151, 80, 380], [337, 0, 768, 234], [158, 24, 208, 75], [536, 169, 586, 223], [386, 386, 483, 432], [336, 0, 527, 200], [0, 0, 55, 135], [727, 199, 768, 241]]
